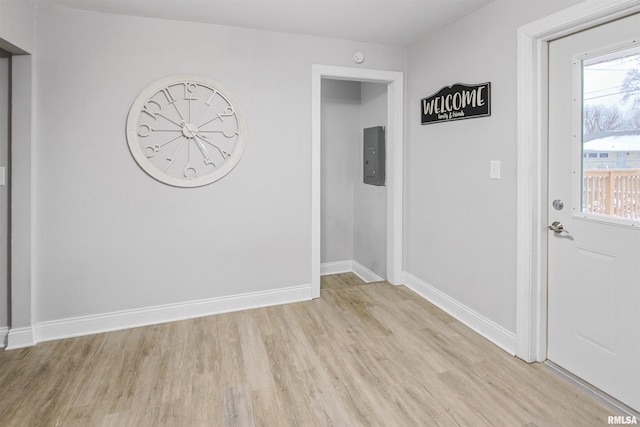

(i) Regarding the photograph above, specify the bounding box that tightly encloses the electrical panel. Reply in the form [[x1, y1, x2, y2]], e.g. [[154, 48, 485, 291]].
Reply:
[[363, 126, 385, 186]]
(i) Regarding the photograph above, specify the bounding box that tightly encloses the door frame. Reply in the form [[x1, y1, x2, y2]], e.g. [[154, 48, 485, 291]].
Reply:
[[516, 0, 640, 362], [311, 65, 404, 298]]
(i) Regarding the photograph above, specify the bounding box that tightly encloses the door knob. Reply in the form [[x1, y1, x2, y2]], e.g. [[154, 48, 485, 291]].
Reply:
[[548, 221, 569, 234], [552, 199, 564, 211]]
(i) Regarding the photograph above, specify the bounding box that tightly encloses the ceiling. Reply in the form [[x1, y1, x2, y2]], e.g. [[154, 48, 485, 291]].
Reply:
[[35, 0, 494, 46]]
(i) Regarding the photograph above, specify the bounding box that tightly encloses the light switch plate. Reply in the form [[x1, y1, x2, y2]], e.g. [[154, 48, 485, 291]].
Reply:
[[490, 160, 501, 180]]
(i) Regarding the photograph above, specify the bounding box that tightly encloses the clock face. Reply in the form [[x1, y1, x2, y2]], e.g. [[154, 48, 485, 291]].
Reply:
[[126, 74, 246, 187]]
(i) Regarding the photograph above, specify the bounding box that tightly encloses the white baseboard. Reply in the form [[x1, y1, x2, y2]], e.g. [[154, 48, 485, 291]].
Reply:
[[6, 326, 36, 350], [4, 284, 312, 349], [352, 261, 384, 283], [320, 260, 353, 276], [321, 260, 385, 283], [0, 327, 8, 349], [5, 273, 516, 355], [403, 272, 516, 355]]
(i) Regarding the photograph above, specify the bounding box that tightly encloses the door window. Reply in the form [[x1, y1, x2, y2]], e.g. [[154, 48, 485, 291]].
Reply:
[[581, 44, 640, 219]]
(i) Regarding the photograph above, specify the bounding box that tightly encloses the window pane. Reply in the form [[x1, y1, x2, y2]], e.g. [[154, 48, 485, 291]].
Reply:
[[582, 45, 640, 218]]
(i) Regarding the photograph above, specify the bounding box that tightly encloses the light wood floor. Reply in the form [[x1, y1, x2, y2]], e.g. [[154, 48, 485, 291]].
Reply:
[[0, 273, 622, 426]]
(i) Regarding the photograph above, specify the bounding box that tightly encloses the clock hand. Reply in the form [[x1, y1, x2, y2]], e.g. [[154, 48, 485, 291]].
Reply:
[[193, 132, 231, 159], [184, 122, 198, 135], [180, 120, 231, 162], [191, 133, 216, 168], [186, 130, 216, 168]]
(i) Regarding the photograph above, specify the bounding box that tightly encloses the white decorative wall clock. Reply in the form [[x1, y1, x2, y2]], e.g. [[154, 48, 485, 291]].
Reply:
[[126, 74, 246, 187]]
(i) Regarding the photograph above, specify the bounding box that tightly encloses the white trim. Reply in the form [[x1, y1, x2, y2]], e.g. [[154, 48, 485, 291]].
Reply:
[[3, 285, 311, 348], [516, 0, 640, 363], [320, 260, 353, 276], [403, 272, 517, 355], [321, 260, 385, 283], [311, 67, 322, 298], [312, 64, 404, 299], [5, 326, 35, 350], [387, 75, 404, 288], [0, 327, 8, 348], [352, 261, 384, 283]]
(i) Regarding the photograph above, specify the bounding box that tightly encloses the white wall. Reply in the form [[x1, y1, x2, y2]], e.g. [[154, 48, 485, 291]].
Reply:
[[354, 82, 387, 278], [321, 80, 360, 264], [405, 0, 582, 335], [33, 6, 406, 323]]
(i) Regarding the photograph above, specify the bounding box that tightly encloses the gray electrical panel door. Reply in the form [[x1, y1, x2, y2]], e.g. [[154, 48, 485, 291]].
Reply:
[[363, 126, 385, 186]]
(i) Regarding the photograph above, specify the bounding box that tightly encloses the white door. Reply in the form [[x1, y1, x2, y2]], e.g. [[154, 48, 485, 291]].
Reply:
[[548, 13, 640, 411]]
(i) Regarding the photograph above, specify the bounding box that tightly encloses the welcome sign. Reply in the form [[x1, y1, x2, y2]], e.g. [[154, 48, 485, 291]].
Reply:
[[421, 82, 491, 125]]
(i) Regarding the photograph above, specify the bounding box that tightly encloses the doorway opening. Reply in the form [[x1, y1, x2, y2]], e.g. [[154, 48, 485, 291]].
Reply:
[[311, 65, 403, 299], [0, 45, 34, 349], [320, 79, 388, 287]]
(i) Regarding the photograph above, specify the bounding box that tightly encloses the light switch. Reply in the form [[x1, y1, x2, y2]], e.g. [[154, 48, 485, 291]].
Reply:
[[0, 167, 4, 186], [490, 160, 501, 180]]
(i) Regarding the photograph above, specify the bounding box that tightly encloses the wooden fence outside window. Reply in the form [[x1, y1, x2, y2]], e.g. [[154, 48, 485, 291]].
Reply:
[[583, 168, 640, 219]]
